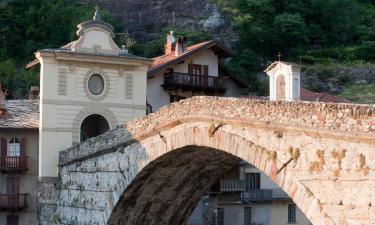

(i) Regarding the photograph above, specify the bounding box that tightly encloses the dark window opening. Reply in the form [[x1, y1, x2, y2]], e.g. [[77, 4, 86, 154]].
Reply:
[[80, 114, 110, 142], [245, 173, 261, 191], [244, 207, 252, 225], [288, 203, 297, 223], [170, 95, 186, 103], [217, 208, 224, 225], [7, 215, 18, 225]]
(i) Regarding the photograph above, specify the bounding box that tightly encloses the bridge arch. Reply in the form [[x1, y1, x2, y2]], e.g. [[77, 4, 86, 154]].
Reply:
[[40, 97, 375, 225], [106, 119, 330, 225]]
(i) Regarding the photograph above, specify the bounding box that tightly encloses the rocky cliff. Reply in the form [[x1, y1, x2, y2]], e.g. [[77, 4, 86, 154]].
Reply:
[[91, 0, 236, 46]]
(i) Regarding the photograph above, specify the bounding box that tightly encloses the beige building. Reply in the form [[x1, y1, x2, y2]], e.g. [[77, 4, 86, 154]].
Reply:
[[28, 7, 152, 179], [0, 95, 39, 224]]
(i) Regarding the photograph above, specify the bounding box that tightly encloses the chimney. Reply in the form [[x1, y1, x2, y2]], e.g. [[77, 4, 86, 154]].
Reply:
[[175, 36, 188, 57], [0, 83, 6, 116], [165, 31, 176, 54], [28, 86, 39, 100]]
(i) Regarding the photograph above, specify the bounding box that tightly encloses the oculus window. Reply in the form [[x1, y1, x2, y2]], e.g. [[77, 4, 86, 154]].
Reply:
[[88, 74, 105, 95]]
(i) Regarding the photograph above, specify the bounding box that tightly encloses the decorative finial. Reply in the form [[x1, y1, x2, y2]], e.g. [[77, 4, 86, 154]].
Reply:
[[93, 5, 101, 21], [117, 30, 137, 55], [278, 52, 282, 62]]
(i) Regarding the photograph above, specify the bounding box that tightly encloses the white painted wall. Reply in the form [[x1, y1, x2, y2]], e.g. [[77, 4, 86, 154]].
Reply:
[[270, 202, 311, 225], [147, 49, 242, 112]]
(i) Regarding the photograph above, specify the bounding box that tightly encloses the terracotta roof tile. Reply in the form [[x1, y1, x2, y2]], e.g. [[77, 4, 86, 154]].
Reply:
[[0, 100, 39, 129], [148, 40, 232, 77], [300, 88, 350, 103]]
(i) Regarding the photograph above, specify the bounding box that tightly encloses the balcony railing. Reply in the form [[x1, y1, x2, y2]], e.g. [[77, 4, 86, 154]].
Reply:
[[0, 156, 28, 171], [220, 180, 245, 192], [163, 72, 226, 93], [0, 194, 28, 209], [241, 189, 290, 202]]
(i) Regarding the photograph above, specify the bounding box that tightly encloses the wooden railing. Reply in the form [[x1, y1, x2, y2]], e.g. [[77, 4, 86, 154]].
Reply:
[[241, 189, 290, 202], [220, 180, 245, 192], [0, 156, 28, 171], [0, 194, 28, 209], [163, 72, 225, 92]]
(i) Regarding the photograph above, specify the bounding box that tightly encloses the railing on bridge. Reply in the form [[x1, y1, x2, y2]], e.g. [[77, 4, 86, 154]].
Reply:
[[0, 156, 28, 171], [241, 189, 290, 202], [220, 180, 245, 192], [0, 194, 28, 210], [163, 72, 226, 93]]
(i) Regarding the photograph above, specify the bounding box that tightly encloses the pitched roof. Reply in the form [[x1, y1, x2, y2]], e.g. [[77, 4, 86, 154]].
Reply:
[[300, 88, 350, 103], [0, 100, 39, 129], [148, 40, 233, 77]]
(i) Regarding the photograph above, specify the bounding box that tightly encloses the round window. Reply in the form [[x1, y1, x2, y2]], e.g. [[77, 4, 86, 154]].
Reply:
[[88, 74, 104, 95]]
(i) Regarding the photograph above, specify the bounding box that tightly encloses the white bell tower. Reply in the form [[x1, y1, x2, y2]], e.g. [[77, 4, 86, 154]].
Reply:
[[265, 61, 301, 101]]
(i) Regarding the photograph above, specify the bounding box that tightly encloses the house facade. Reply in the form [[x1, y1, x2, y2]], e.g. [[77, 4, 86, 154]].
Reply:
[[147, 32, 247, 112], [0, 90, 39, 224]]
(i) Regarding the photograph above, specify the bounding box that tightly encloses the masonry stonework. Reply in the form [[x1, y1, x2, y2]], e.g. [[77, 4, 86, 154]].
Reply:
[[38, 97, 375, 225]]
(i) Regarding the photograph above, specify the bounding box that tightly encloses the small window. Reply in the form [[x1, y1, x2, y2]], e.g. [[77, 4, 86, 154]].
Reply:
[[88, 74, 104, 95], [217, 208, 224, 225], [7, 215, 18, 225], [8, 138, 20, 157], [244, 207, 252, 225], [288, 203, 296, 223]]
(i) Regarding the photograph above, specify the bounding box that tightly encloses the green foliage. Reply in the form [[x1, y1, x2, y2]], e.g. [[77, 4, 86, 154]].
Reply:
[[0, 0, 116, 98], [339, 84, 375, 104], [212, 0, 375, 93]]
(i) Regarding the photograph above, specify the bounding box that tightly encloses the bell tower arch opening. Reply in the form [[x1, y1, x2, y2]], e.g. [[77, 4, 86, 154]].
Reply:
[[80, 114, 110, 142]]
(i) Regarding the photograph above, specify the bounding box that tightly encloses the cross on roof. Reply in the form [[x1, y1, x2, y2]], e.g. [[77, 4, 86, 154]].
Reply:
[[93, 5, 101, 21]]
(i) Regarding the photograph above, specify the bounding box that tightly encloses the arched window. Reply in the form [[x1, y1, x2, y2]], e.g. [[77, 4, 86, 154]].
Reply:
[[80, 114, 110, 142], [8, 138, 20, 156], [276, 75, 286, 101]]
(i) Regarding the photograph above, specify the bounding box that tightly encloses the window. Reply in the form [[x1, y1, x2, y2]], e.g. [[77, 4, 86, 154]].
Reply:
[[170, 95, 186, 103], [7, 177, 20, 194], [244, 207, 252, 225], [7, 215, 18, 225], [217, 208, 224, 225], [8, 138, 20, 156], [288, 203, 296, 223], [88, 74, 104, 95], [245, 173, 260, 191]]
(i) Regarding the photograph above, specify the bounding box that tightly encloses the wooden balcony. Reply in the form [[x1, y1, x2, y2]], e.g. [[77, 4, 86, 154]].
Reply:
[[220, 180, 245, 192], [0, 157, 28, 171], [163, 72, 226, 93], [241, 189, 290, 202], [0, 194, 28, 210]]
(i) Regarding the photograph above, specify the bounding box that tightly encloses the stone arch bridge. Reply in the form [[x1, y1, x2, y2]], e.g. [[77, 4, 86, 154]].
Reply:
[[38, 97, 375, 225]]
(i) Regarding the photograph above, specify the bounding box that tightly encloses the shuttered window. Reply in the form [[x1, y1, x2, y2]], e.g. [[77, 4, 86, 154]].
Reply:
[[1, 137, 7, 157], [244, 207, 252, 225], [217, 208, 224, 225], [288, 204, 296, 223], [8, 138, 20, 156], [7, 177, 20, 194]]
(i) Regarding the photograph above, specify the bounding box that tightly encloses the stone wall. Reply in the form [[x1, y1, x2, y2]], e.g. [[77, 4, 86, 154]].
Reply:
[[39, 97, 375, 225]]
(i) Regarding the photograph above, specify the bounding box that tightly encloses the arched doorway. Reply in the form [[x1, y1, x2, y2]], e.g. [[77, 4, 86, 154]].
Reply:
[[276, 75, 286, 100], [80, 114, 110, 142]]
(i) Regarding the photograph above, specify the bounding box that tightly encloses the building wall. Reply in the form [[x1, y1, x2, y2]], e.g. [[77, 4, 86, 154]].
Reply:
[[270, 202, 311, 225], [39, 54, 148, 178], [0, 129, 39, 225], [147, 50, 242, 112]]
